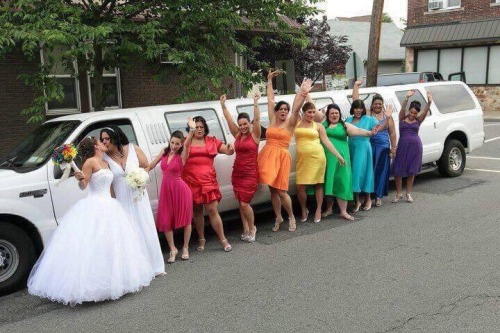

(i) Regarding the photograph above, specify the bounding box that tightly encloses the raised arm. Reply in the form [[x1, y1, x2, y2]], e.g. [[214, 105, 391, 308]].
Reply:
[[289, 79, 313, 130], [267, 69, 280, 125], [377, 105, 394, 131], [352, 78, 363, 101], [314, 106, 326, 123], [400, 90, 415, 122], [417, 91, 433, 123], [318, 124, 346, 166], [251, 92, 262, 144], [146, 148, 166, 172], [181, 117, 196, 164], [220, 94, 239, 138]]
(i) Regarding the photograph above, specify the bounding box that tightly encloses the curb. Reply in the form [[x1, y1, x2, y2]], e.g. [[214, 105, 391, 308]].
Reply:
[[484, 117, 500, 122]]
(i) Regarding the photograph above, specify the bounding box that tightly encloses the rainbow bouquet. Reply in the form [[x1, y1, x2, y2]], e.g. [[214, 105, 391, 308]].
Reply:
[[52, 144, 81, 186]]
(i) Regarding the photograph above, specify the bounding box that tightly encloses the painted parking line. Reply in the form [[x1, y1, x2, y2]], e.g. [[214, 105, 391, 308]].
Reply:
[[484, 136, 500, 143], [468, 156, 500, 161], [484, 123, 500, 127], [466, 168, 500, 173]]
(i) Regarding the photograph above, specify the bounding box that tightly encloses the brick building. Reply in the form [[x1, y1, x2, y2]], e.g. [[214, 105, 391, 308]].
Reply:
[[401, 0, 500, 111]]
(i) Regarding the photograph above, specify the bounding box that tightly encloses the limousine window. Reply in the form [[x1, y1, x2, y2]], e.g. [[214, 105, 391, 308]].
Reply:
[[165, 109, 226, 143], [75, 119, 138, 146], [425, 85, 476, 114], [0, 120, 80, 172], [395, 90, 430, 115]]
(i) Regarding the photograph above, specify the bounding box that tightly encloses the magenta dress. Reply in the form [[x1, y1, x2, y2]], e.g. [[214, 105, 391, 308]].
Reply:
[[392, 120, 423, 177], [157, 154, 193, 232]]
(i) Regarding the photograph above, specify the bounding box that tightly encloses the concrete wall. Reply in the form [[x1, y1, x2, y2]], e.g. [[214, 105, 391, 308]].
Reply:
[[470, 86, 500, 112]]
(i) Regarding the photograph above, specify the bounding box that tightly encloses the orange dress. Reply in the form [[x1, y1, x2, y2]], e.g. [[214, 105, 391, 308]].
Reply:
[[257, 127, 292, 191]]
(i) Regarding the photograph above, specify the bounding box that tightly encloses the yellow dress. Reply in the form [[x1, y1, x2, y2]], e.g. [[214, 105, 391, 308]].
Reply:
[[294, 121, 326, 184]]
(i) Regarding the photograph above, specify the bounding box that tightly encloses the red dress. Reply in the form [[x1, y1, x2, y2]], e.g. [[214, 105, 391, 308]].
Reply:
[[232, 134, 259, 203], [156, 154, 193, 232], [182, 136, 222, 204]]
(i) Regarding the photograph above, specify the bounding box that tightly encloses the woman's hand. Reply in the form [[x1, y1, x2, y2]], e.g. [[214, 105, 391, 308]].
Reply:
[[370, 124, 380, 136], [354, 78, 363, 87], [226, 143, 235, 155], [406, 90, 416, 99], [74, 171, 85, 181], [384, 104, 393, 118], [187, 117, 196, 131], [390, 147, 397, 159], [426, 90, 433, 104], [220, 94, 227, 106], [299, 78, 313, 96], [253, 92, 260, 103], [267, 69, 280, 81], [337, 155, 346, 166]]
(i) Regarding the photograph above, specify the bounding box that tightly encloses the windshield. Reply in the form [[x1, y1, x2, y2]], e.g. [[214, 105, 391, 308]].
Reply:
[[0, 121, 80, 172]]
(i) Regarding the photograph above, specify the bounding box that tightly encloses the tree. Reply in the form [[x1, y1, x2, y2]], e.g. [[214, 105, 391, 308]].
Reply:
[[252, 16, 351, 87], [382, 13, 393, 23], [0, 0, 319, 123], [366, 0, 384, 87]]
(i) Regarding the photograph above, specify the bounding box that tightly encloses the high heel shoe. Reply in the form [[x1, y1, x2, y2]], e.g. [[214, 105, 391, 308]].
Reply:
[[288, 216, 297, 232], [167, 249, 178, 263], [313, 211, 321, 223], [221, 239, 232, 252], [272, 217, 284, 232], [181, 247, 190, 260], [240, 231, 250, 241], [247, 227, 257, 242], [300, 209, 309, 222], [406, 193, 414, 203], [197, 238, 206, 252], [352, 202, 361, 213], [392, 194, 403, 203]]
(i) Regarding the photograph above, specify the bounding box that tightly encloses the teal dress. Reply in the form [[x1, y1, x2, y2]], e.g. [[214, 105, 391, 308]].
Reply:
[[346, 115, 377, 193], [322, 122, 352, 201]]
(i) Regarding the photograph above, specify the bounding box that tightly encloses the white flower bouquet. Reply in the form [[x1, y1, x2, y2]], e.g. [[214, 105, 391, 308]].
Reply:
[[125, 168, 149, 200]]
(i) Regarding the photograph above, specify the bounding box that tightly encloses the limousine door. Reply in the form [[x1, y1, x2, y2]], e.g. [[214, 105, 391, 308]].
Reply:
[[48, 116, 152, 222]]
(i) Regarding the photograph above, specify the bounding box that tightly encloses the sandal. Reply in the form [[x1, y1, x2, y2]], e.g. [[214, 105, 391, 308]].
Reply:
[[322, 210, 333, 218], [221, 239, 232, 252], [272, 217, 284, 232], [167, 249, 178, 263], [300, 209, 309, 222], [340, 213, 356, 221], [240, 231, 250, 241], [406, 193, 414, 203], [375, 198, 382, 207], [197, 238, 206, 252], [362, 200, 372, 211], [352, 202, 361, 213], [181, 247, 190, 260], [247, 227, 257, 243], [288, 216, 296, 232], [392, 194, 402, 203]]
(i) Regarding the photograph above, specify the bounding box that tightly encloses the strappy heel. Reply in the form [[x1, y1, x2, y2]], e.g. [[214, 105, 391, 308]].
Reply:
[[272, 217, 284, 232], [247, 227, 257, 242], [197, 238, 206, 252], [221, 239, 232, 252], [392, 194, 403, 203], [167, 249, 178, 263], [181, 247, 190, 260], [288, 216, 296, 232]]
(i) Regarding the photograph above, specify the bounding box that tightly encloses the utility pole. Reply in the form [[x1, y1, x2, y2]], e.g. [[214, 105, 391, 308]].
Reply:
[[366, 0, 384, 87]]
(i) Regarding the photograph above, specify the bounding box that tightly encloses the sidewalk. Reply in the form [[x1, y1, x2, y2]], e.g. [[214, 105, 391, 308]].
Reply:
[[484, 111, 500, 121]]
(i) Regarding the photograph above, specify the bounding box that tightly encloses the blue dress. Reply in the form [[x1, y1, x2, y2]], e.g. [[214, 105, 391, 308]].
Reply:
[[370, 115, 391, 198], [346, 115, 377, 193]]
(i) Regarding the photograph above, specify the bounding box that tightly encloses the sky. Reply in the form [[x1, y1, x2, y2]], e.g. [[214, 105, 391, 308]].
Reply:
[[318, 0, 408, 28]]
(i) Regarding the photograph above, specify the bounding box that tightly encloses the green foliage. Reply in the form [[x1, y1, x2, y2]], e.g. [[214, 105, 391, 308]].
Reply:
[[382, 13, 393, 23], [0, 0, 320, 122]]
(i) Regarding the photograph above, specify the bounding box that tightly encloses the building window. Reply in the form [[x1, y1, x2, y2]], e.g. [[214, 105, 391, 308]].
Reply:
[[87, 67, 122, 111], [428, 0, 461, 11], [463, 47, 488, 84], [492, 0, 500, 5], [40, 46, 81, 114]]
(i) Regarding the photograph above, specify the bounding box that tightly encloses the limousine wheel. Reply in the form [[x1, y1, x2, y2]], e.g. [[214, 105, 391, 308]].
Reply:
[[438, 139, 466, 178], [0, 224, 36, 295]]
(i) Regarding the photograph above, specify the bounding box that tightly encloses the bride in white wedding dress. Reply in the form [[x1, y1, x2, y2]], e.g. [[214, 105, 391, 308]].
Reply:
[[28, 137, 156, 306], [100, 127, 165, 275]]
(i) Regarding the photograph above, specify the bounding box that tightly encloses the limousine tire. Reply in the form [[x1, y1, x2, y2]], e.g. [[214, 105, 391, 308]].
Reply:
[[438, 139, 466, 177], [0, 224, 36, 295]]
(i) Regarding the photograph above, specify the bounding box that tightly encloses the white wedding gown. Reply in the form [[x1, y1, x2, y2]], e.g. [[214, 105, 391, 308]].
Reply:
[[104, 144, 165, 275], [28, 168, 156, 306]]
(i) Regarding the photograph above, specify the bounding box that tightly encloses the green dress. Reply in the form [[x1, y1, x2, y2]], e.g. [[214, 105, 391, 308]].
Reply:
[[323, 122, 353, 201]]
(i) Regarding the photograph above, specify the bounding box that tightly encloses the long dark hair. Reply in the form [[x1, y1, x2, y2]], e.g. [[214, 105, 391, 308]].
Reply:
[[77, 136, 98, 165], [350, 99, 367, 116], [324, 104, 347, 131], [99, 126, 129, 154], [186, 116, 209, 136], [163, 130, 185, 156]]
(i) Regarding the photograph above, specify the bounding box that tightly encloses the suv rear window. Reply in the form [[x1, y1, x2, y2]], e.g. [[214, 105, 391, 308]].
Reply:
[[425, 85, 476, 114]]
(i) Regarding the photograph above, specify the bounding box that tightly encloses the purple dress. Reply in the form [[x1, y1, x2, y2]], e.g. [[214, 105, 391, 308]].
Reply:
[[392, 120, 422, 177], [157, 154, 193, 232]]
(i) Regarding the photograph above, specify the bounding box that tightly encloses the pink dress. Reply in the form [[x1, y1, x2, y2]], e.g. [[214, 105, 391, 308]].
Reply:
[[157, 154, 193, 232]]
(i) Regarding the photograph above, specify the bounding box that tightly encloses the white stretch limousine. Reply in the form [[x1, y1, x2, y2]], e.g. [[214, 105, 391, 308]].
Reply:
[[0, 81, 484, 294]]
